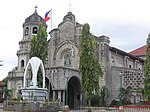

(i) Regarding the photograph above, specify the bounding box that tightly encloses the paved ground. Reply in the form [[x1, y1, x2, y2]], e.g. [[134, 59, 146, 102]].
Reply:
[[0, 108, 10, 112], [0, 108, 7, 112], [69, 110, 107, 112], [0, 109, 3, 112], [0, 109, 114, 112], [0, 109, 107, 112]]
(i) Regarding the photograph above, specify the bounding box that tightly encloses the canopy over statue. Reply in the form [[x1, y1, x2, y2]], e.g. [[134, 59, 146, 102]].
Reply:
[[23, 57, 45, 88], [21, 57, 47, 101]]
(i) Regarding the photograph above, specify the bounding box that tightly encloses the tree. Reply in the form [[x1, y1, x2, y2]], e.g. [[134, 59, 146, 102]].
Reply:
[[79, 23, 103, 107], [144, 33, 150, 100], [100, 86, 109, 106], [2, 78, 12, 99], [29, 22, 48, 87]]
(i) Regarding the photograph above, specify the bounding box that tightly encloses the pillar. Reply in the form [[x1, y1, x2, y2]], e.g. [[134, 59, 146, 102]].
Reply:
[[53, 91, 55, 101], [63, 91, 65, 104], [58, 91, 61, 102]]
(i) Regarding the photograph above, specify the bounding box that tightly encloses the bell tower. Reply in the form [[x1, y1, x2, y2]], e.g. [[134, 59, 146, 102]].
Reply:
[[8, 8, 47, 99], [17, 8, 47, 72]]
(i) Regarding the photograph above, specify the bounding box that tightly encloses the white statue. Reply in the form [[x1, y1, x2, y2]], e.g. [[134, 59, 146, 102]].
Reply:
[[23, 57, 45, 88]]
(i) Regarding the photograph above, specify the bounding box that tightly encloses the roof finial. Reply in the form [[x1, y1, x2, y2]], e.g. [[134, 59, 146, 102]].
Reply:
[[69, 4, 71, 12], [35, 5, 38, 12]]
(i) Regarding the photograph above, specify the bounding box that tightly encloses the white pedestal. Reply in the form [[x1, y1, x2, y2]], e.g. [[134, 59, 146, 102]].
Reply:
[[21, 88, 47, 102]]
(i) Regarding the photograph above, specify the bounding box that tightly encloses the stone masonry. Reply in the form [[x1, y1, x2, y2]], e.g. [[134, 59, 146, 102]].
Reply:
[[7, 10, 144, 107]]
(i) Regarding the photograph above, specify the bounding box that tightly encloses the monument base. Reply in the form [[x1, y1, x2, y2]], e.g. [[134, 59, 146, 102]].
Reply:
[[21, 88, 47, 102]]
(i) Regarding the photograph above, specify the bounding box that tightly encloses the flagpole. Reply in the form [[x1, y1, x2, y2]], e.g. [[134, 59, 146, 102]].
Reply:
[[50, 8, 53, 30]]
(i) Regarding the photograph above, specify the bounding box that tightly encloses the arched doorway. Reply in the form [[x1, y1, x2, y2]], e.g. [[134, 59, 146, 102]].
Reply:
[[68, 76, 81, 109]]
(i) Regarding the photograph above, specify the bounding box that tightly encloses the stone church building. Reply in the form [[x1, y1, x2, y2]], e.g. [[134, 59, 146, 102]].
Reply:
[[7, 9, 144, 108]]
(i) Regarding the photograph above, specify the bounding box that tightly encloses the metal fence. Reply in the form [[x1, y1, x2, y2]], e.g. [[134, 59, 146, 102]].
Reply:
[[113, 106, 150, 112], [80, 106, 150, 112]]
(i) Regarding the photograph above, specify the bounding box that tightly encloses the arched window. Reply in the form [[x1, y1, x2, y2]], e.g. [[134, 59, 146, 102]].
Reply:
[[64, 51, 71, 67], [129, 65, 132, 68], [32, 27, 37, 34], [21, 60, 24, 67], [25, 27, 29, 36]]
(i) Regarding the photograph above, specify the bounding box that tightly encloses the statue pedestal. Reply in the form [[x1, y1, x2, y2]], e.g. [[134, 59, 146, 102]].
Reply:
[[21, 88, 47, 102]]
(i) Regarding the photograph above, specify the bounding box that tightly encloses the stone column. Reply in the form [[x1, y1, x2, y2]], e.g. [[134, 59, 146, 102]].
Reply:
[[80, 93, 82, 108], [53, 91, 55, 101], [63, 91, 66, 104], [58, 91, 61, 102]]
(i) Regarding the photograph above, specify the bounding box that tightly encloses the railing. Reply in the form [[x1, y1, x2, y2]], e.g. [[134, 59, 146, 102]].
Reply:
[[81, 106, 150, 112], [115, 105, 150, 112]]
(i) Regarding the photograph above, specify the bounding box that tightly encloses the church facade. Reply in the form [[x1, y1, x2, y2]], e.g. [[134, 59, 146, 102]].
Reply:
[[7, 9, 144, 108]]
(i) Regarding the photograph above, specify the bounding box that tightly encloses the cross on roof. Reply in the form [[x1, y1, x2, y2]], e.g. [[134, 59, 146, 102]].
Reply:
[[0, 60, 3, 66], [35, 5, 38, 11], [69, 4, 71, 12]]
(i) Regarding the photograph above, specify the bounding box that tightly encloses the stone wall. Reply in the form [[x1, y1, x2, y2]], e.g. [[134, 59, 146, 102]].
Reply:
[[110, 67, 144, 104]]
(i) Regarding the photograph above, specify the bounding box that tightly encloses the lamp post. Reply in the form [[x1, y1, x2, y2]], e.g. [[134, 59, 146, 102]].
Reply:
[[119, 72, 123, 106], [48, 72, 51, 105], [64, 74, 70, 112]]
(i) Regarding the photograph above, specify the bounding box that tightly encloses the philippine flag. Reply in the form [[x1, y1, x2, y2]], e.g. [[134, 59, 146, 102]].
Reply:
[[44, 10, 52, 23]]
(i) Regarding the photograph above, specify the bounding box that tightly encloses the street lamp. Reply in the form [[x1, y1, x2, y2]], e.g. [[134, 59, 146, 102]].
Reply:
[[119, 72, 123, 106], [48, 72, 51, 105]]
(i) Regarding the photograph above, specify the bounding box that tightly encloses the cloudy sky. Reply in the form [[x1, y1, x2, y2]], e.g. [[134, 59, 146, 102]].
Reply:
[[0, 0, 150, 80]]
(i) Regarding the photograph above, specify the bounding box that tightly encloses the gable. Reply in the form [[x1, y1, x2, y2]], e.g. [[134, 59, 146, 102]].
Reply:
[[59, 21, 75, 40]]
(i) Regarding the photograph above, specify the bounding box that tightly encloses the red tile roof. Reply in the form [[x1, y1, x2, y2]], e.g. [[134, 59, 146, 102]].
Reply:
[[0, 81, 2, 86], [128, 45, 147, 56]]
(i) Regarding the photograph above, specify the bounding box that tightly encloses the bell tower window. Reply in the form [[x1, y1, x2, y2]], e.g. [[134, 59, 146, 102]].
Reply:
[[25, 27, 29, 36], [21, 60, 24, 67], [32, 27, 37, 34]]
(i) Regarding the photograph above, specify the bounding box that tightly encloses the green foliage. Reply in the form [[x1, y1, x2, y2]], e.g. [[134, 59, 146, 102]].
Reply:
[[12, 66, 18, 71], [110, 98, 131, 106], [118, 86, 132, 105], [99, 86, 109, 106], [79, 23, 103, 103], [91, 94, 101, 106], [2, 78, 12, 99], [110, 100, 120, 106], [29, 22, 48, 87], [12, 98, 20, 101], [136, 87, 144, 101], [144, 33, 150, 100]]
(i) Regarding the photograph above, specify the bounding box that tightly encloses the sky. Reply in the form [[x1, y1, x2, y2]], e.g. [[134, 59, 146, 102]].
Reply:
[[0, 0, 150, 81]]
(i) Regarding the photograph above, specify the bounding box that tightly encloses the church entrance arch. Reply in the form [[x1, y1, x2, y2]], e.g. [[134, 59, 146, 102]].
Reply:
[[68, 76, 81, 109]]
